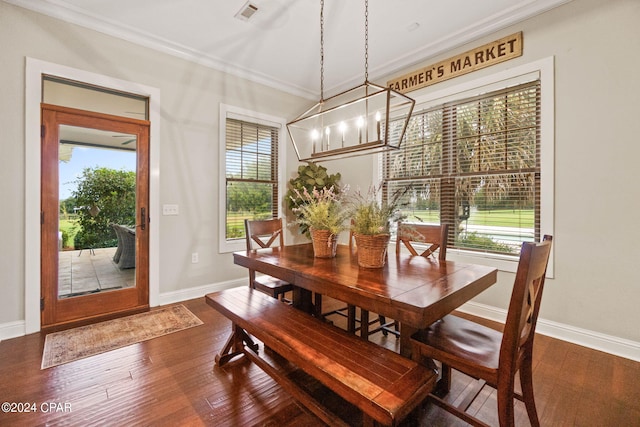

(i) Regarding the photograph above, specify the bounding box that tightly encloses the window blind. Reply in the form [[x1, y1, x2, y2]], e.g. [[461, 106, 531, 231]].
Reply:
[[225, 118, 279, 240], [383, 81, 541, 255]]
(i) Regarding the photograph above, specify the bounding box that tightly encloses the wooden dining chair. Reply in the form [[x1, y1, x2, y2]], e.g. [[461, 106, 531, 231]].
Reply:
[[411, 235, 553, 427], [370, 223, 449, 337], [244, 218, 294, 301]]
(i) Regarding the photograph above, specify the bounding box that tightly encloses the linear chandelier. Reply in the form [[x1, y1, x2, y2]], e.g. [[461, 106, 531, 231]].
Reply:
[[287, 0, 415, 162]]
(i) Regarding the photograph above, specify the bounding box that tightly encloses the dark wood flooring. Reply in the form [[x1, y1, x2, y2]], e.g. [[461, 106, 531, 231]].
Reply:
[[1, 295, 639, 426]]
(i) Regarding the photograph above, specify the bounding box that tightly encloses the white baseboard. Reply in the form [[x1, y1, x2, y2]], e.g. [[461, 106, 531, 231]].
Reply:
[[0, 320, 27, 342], [157, 279, 245, 306], [458, 301, 640, 363]]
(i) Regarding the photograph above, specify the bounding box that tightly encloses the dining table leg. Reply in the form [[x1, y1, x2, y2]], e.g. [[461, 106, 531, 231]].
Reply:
[[400, 323, 418, 358], [293, 287, 315, 315], [360, 310, 370, 340], [405, 323, 451, 395]]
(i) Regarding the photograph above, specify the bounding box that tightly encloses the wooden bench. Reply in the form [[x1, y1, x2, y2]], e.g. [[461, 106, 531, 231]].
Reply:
[[205, 287, 436, 427]]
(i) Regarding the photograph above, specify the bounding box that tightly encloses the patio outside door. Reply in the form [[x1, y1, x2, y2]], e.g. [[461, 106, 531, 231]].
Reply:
[[41, 104, 150, 329]]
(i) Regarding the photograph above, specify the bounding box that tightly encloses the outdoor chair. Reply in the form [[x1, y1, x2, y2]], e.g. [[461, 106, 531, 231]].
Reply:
[[113, 224, 136, 269]]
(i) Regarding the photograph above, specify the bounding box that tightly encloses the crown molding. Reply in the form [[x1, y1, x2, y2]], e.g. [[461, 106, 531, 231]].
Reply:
[[5, 0, 571, 100], [5, 0, 317, 99], [328, 0, 573, 96]]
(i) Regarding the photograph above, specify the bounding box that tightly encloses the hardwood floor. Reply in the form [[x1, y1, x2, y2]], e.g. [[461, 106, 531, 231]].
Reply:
[[1, 295, 638, 426]]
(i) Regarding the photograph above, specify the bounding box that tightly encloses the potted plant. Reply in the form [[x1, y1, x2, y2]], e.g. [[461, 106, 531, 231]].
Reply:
[[285, 162, 342, 238], [289, 186, 350, 258], [349, 185, 409, 268]]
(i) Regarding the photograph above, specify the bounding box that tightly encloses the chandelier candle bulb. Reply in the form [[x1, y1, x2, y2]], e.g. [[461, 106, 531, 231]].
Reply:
[[357, 116, 364, 144], [325, 127, 331, 150], [339, 122, 346, 147], [375, 111, 381, 142], [311, 128, 319, 154]]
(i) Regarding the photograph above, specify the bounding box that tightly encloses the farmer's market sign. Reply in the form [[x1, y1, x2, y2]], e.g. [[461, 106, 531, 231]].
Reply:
[[387, 32, 523, 94]]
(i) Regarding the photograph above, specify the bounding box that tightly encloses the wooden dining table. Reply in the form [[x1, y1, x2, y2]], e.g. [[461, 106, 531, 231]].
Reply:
[[233, 243, 497, 357]]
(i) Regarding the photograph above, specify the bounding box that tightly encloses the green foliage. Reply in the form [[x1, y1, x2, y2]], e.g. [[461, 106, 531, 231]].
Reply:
[[286, 162, 342, 236], [226, 182, 273, 213], [349, 185, 410, 235], [59, 220, 79, 249], [455, 232, 516, 254], [73, 167, 136, 249], [290, 187, 349, 236]]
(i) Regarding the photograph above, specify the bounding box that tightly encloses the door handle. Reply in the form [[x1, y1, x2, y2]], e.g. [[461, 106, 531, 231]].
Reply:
[[140, 207, 146, 231]]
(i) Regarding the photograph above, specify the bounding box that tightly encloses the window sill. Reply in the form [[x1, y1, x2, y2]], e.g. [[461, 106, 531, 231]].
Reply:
[[447, 249, 518, 274]]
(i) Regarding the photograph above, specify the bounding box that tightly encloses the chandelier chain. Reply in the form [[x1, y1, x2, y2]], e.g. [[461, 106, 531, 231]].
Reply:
[[364, 0, 369, 82], [319, 0, 325, 101]]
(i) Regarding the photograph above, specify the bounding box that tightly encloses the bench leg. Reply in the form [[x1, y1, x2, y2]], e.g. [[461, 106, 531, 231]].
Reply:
[[215, 323, 259, 366]]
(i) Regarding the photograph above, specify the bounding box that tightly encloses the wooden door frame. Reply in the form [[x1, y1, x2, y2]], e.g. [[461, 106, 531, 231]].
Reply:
[[25, 58, 161, 334], [41, 104, 150, 329]]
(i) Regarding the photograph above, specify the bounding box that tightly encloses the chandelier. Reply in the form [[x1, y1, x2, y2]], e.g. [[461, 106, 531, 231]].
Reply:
[[287, 0, 415, 162]]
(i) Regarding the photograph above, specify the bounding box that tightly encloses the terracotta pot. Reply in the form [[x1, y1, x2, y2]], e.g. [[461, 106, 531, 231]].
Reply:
[[353, 233, 390, 268], [310, 228, 338, 258]]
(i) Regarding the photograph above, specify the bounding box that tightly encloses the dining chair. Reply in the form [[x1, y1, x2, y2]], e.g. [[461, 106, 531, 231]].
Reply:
[[244, 218, 294, 301], [411, 235, 553, 427], [369, 223, 449, 338]]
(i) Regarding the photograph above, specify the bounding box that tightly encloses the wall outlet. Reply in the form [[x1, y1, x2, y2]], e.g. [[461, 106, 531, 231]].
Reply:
[[162, 204, 179, 215], [191, 252, 199, 263]]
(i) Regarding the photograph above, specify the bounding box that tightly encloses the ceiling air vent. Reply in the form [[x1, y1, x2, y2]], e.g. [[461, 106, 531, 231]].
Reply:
[[235, 1, 259, 21]]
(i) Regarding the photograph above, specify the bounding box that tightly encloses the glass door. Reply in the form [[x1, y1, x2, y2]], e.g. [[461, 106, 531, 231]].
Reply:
[[41, 104, 150, 328]]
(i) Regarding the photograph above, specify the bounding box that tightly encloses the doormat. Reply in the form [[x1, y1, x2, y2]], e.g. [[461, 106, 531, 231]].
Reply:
[[41, 305, 203, 369]]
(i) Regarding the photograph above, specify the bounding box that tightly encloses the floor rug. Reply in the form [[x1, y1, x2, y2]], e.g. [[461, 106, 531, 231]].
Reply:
[[41, 305, 203, 369]]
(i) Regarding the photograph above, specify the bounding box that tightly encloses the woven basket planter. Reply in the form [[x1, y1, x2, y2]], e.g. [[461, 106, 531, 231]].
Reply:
[[353, 233, 390, 268], [310, 228, 338, 258]]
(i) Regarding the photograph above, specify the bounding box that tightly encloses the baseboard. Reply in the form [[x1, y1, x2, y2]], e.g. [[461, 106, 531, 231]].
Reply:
[[458, 301, 640, 363], [0, 320, 27, 342], [3, 291, 638, 363], [157, 278, 245, 306]]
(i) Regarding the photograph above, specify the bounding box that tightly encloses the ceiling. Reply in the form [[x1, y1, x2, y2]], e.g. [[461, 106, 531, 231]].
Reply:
[[9, 0, 571, 99]]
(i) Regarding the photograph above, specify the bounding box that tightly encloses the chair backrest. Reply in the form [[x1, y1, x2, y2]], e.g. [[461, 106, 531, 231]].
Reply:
[[244, 218, 284, 251], [395, 223, 449, 261], [500, 235, 553, 374]]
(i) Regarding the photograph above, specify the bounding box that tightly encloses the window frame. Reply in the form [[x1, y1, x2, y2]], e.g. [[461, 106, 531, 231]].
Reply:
[[218, 104, 286, 253], [377, 57, 554, 276]]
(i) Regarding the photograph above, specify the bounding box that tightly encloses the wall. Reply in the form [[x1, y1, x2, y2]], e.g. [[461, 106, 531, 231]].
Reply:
[[374, 0, 640, 353], [0, 2, 306, 329], [1, 0, 638, 360]]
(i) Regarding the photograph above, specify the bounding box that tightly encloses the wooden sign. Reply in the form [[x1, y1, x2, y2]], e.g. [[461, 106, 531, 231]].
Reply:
[[387, 32, 523, 94]]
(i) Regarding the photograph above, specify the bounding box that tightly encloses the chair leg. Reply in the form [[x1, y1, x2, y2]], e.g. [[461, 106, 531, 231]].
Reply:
[[434, 363, 452, 397], [496, 379, 516, 427], [519, 357, 540, 427], [379, 315, 388, 336]]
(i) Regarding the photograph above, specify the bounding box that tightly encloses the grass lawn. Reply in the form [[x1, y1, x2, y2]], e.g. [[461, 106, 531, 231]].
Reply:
[[59, 219, 79, 249], [406, 209, 534, 227]]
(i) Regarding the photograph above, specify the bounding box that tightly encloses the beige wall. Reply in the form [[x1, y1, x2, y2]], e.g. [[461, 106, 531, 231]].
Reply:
[[371, 0, 640, 348], [1, 0, 639, 358], [0, 2, 306, 326]]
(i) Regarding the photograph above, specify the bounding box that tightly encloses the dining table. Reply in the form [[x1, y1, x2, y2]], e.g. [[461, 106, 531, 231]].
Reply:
[[233, 243, 498, 358]]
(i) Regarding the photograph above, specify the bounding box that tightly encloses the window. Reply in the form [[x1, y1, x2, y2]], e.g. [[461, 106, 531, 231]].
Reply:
[[219, 105, 285, 253], [381, 58, 554, 272]]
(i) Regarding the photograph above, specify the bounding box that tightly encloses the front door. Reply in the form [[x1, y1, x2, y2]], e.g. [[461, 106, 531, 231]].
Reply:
[[41, 104, 150, 329]]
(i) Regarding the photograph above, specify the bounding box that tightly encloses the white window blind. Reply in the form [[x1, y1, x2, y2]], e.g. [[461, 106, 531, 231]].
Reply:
[[383, 81, 541, 255], [225, 118, 279, 240]]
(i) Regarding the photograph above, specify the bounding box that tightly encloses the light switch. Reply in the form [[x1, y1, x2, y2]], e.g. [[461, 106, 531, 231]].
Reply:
[[162, 204, 179, 215]]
